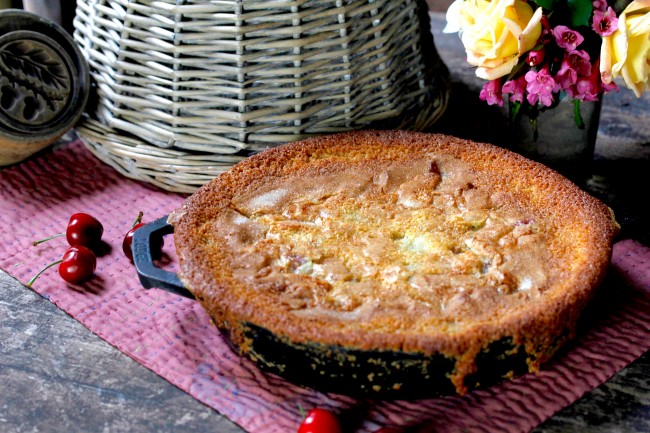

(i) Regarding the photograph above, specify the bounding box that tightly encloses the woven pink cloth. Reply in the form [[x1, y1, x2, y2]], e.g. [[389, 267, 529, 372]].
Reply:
[[1, 140, 649, 433]]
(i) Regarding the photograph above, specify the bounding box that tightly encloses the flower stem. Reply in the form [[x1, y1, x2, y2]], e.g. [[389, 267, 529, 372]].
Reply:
[[32, 233, 65, 246], [573, 99, 585, 129], [27, 259, 63, 287], [509, 100, 522, 124], [531, 117, 539, 142]]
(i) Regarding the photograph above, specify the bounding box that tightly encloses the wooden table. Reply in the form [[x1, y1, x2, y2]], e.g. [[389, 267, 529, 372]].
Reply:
[[2, 12, 649, 433]]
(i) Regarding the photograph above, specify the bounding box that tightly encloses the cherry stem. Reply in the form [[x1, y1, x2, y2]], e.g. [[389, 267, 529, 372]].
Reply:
[[132, 211, 144, 229], [297, 403, 305, 419], [27, 259, 63, 287], [32, 233, 65, 246]]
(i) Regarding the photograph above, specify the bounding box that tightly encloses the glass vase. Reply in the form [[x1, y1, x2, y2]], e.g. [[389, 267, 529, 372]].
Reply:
[[505, 97, 602, 181]]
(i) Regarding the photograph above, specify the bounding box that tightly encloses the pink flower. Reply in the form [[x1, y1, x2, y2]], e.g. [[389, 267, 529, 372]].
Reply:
[[527, 50, 545, 66], [502, 76, 527, 103], [574, 78, 601, 101], [601, 79, 619, 93], [570, 60, 612, 101], [592, 7, 618, 36], [593, 0, 607, 11], [557, 50, 593, 90], [556, 63, 578, 91], [479, 79, 503, 106], [567, 50, 592, 76], [525, 66, 558, 106], [552, 25, 584, 51]]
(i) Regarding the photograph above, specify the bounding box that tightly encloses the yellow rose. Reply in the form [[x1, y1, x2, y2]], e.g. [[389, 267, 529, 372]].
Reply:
[[600, 1, 650, 97], [444, 0, 543, 80]]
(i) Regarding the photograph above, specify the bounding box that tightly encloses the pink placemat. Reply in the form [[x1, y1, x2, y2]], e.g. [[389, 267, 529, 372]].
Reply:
[[1, 139, 649, 433]]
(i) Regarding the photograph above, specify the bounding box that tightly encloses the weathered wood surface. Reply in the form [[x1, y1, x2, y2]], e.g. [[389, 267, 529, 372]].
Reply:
[[0, 269, 244, 433], [1, 11, 648, 433]]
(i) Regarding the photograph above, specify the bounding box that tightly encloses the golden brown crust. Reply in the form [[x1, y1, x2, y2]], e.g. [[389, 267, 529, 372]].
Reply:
[[171, 130, 618, 393]]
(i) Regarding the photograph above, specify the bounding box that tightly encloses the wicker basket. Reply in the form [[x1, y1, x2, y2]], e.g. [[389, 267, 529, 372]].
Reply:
[[73, 0, 450, 193]]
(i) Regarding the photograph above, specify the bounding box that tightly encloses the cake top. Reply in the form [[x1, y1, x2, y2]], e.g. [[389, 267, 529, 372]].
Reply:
[[170, 130, 618, 356]]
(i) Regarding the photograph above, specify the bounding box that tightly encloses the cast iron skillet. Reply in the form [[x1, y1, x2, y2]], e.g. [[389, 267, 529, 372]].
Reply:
[[132, 216, 192, 299], [133, 216, 537, 398]]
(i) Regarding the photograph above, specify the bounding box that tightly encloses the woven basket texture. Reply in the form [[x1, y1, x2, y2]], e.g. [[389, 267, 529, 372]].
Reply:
[[73, 0, 450, 192]]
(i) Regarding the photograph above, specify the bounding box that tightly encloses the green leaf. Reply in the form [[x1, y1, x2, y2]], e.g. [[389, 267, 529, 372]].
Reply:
[[531, 0, 558, 9], [568, 0, 593, 27]]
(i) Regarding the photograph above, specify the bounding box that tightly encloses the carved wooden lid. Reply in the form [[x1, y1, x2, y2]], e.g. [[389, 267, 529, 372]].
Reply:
[[0, 10, 89, 145]]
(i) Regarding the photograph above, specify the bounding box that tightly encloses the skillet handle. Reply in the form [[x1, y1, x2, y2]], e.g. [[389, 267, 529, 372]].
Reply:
[[132, 216, 195, 299]]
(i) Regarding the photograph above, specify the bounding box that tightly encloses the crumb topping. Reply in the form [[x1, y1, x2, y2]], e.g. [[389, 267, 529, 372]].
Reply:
[[210, 154, 554, 330]]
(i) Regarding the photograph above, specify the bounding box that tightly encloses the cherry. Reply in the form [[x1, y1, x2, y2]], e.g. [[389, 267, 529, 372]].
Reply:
[[59, 246, 97, 284], [66, 213, 103, 247], [33, 212, 103, 249], [27, 245, 96, 287], [123, 211, 163, 262], [297, 408, 342, 433]]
